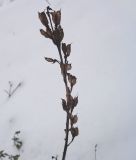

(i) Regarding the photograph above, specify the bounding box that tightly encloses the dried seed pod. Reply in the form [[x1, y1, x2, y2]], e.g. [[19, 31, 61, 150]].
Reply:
[[38, 12, 49, 27], [71, 115, 78, 124], [67, 73, 71, 83], [62, 43, 71, 57], [71, 127, 79, 138], [61, 99, 67, 111], [40, 29, 52, 39], [66, 44, 71, 57], [71, 75, 77, 86], [53, 26, 64, 45], [66, 64, 72, 71], [67, 73, 77, 90], [51, 10, 61, 26], [62, 43, 67, 55]]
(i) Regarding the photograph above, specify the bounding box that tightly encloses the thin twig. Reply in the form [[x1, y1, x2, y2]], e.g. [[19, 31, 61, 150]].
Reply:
[[4, 82, 22, 98], [67, 137, 74, 147]]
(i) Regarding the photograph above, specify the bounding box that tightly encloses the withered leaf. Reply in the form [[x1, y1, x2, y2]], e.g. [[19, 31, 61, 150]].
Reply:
[[38, 12, 48, 27], [45, 57, 57, 63]]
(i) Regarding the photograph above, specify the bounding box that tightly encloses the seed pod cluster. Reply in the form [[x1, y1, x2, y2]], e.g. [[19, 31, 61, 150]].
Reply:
[[39, 6, 79, 156], [39, 8, 64, 46]]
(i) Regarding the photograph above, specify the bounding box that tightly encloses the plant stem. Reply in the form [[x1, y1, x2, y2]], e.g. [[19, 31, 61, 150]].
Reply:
[[62, 113, 69, 160], [47, 7, 54, 32], [57, 44, 63, 64], [57, 43, 70, 160]]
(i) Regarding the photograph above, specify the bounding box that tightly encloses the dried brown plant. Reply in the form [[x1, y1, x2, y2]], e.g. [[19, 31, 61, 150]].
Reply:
[[38, 6, 79, 160]]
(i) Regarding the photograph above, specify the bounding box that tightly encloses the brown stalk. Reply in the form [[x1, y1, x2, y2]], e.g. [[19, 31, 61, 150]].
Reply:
[[57, 44, 70, 160], [38, 6, 79, 160]]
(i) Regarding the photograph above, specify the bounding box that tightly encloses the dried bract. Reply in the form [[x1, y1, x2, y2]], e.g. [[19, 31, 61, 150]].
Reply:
[[38, 12, 48, 27], [62, 43, 71, 57], [62, 43, 67, 55], [40, 29, 52, 39], [51, 10, 61, 26]]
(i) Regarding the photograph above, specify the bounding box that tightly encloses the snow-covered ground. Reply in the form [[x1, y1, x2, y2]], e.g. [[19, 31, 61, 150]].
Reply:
[[0, 0, 136, 160]]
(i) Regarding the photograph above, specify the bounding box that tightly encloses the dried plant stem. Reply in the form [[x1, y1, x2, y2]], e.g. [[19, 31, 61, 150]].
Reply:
[[38, 7, 79, 160], [62, 114, 69, 160], [4, 82, 22, 98], [57, 44, 69, 160], [57, 44, 64, 64], [95, 144, 98, 160]]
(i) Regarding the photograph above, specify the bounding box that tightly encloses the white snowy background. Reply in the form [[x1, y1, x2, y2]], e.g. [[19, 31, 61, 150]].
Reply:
[[0, 0, 136, 160]]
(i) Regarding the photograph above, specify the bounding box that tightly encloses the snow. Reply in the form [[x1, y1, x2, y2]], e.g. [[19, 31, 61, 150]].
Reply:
[[0, 0, 136, 160]]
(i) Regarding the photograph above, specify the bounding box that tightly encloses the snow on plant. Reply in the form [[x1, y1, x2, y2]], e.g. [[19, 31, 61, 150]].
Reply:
[[0, 151, 19, 160], [38, 6, 79, 160], [0, 131, 22, 160], [12, 131, 23, 150]]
